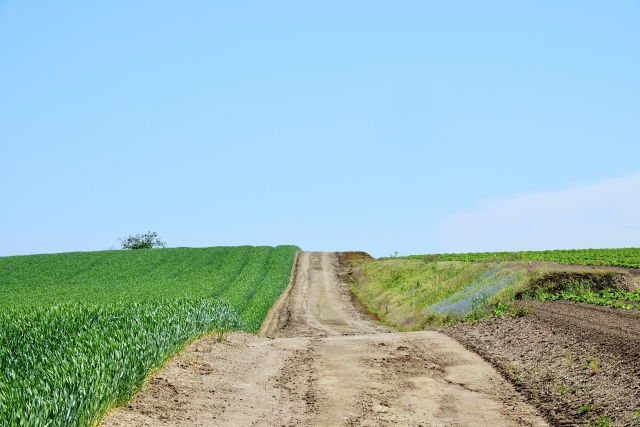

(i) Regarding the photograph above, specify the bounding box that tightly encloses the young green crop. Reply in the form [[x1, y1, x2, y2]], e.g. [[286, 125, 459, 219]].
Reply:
[[396, 247, 640, 269], [537, 289, 640, 310], [0, 245, 298, 330], [0, 299, 239, 427], [0, 245, 299, 426]]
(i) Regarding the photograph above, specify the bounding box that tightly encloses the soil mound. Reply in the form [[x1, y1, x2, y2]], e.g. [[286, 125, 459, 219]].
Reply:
[[340, 251, 375, 262], [517, 270, 637, 298]]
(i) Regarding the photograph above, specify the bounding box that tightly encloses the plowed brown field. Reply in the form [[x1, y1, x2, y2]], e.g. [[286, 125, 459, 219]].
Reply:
[[446, 301, 640, 426]]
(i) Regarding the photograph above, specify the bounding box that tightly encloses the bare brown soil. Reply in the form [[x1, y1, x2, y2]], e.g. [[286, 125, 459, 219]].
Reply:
[[101, 252, 549, 427], [445, 301, 640, 426]]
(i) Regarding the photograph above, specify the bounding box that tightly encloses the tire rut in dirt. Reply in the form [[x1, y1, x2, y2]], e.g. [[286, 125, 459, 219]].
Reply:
[[262, 252, 392, 338]]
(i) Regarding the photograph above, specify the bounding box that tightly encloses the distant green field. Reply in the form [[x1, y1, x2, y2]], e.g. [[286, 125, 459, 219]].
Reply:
[[0, 245, 299, 328], [395, 247, 640, 269], [0, 245, 299, 427]]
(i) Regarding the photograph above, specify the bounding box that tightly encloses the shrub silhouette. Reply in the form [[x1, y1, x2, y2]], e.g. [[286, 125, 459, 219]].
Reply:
[[119, 231, 166, 250]]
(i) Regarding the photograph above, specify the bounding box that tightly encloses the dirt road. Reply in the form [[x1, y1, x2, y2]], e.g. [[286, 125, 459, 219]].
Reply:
[[101, 252, 548, 427]]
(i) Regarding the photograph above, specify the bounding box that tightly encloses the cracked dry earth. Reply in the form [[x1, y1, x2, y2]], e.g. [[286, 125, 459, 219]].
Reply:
[[101, 252, 548, 427]]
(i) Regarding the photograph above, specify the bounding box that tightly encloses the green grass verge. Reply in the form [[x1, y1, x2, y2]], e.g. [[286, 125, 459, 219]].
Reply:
[[0, 245, 299, 426], [350, 258, 502, 329], [349, 253, 640, 330]]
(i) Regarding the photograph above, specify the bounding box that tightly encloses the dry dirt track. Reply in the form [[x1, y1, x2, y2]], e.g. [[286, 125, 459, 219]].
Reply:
[[101, 252, 549, 427]]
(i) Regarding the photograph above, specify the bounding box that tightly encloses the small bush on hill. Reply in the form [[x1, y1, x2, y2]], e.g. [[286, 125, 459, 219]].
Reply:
[[119, 231, 166, 250]]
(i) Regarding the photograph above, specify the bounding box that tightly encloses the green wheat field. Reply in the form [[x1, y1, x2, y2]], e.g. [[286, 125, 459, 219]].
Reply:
[[0, 245, 299, 427]]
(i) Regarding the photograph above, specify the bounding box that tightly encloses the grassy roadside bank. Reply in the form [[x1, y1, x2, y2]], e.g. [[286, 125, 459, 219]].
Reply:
[[347, 251, 640, 330]]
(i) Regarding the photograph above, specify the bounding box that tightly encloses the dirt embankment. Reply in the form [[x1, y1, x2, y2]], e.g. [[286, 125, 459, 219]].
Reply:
[[446, 301, 640, 426], [101, 252, 549, 427], [519, 269, 639, 297]]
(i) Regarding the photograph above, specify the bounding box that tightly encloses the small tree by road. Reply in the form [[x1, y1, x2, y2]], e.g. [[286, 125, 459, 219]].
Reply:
[[119, 232, 166, 250]]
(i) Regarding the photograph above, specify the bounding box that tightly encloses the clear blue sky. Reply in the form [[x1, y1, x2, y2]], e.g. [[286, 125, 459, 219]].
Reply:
[[2, 1, 639, 257]]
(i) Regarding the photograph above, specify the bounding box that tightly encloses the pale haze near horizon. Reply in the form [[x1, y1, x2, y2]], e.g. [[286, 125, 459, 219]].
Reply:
[[1, 1, 639, 258], [433, 174, 640, 253]]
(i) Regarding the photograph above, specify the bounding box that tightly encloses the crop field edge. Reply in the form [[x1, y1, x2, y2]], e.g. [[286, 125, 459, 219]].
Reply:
[[0, 245, 300, 427], [386, 247, 640, 269]]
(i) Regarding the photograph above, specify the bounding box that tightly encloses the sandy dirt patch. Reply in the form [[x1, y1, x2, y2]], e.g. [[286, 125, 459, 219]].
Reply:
[[101, 252, 548, 427]]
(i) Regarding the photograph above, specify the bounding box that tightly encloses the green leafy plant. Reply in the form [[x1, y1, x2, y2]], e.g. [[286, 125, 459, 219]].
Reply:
[[565, 351, 574, 368], [539, 290, 636, 310], [492, 302, 510, 317], [503, 360, 521, 383], [578, 405, 594, 415], [511, 305, 531, 317], [555, 383, 567, 396], [531, 366, 540, 402], [587, 416, 610, 427], [466, 293, 490, 321]]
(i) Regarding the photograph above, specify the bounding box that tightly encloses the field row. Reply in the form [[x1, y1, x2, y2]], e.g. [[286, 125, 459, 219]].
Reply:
[[537, 288, 640, 309], [396, 247, 640, 269]]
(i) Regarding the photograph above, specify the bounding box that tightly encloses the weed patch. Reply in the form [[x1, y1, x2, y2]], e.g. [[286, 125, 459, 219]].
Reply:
[[579, 405, 594, 415], [492, 302, 510, 317], [588, 416, 610, 427], [511, 305, 531, 317]]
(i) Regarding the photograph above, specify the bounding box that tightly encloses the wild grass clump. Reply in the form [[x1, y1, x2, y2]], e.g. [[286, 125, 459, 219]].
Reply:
[[427, 269, 519, 318], [350, 259, 491, 329], [350, 258, 536, 327]]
